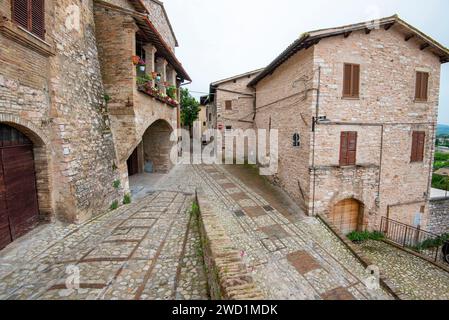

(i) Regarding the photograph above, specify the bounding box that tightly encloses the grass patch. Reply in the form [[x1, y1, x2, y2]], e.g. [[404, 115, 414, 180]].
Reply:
[[347, 231, 385, 243], [113, 180, 121, 189], [123, 194, 132, 205], [412, 233, 449, 251], [110, 200, 119, 211]]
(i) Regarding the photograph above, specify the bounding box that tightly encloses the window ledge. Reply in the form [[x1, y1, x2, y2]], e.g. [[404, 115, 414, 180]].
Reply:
[[414, 99, 428, 104], [341, 96, 360, 100], [0, 19, 54, 57]]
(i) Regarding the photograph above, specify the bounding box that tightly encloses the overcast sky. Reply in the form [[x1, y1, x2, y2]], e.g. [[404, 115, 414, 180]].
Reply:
[[164, 0, 449, 124]]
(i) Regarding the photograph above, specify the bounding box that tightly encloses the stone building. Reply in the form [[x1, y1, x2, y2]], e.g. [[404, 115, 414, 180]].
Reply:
[[209, 16, 449, 233], [208, 69, 262, 133], [0, 0, 190, 250]]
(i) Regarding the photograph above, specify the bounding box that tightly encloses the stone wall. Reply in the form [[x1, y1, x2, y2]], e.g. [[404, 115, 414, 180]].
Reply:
[[143, 0, 177, 50], [0, 0, 123, 223], [94, 2, 178, 190], [428, 198, 449, 235], [48, 0, 123, 223], [254, 48, 315, 212], [312, 26, 440, 229], [195, 189, 265, 300]]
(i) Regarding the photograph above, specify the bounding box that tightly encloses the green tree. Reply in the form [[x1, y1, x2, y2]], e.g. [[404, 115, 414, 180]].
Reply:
[[180, 88, 200, 134]]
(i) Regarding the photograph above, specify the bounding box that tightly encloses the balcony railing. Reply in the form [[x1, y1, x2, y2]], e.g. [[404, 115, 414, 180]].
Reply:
[[379, 217, 449, 264]]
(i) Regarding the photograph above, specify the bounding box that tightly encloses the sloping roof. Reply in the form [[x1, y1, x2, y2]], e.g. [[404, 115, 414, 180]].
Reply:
[[211, 68, 264, 87], [248, 15, 449, 87], [147, 0, 179, 47], [95, 0, 191, 81], [133, 16, 190, 81]]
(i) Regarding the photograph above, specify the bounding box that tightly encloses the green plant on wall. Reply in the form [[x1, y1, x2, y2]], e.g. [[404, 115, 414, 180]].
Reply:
[[123, 194, 132, 205], [347, 231, 385, 243], [113, 180, 121, 189], [110, 200, 119, 211], [166, 86, 177, 100]]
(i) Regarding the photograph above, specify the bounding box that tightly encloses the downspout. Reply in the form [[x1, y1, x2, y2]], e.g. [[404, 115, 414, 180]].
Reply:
[[311, 66, 321, 216]]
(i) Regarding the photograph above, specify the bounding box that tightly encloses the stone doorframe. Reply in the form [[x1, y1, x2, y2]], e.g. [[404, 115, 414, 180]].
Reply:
[[0, 114, 53, 222]]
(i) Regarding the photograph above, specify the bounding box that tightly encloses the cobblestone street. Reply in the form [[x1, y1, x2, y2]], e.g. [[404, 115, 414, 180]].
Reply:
[[0, 190, 209, 300], [4, 163, 446, 300], [358, 240, 449, 300]]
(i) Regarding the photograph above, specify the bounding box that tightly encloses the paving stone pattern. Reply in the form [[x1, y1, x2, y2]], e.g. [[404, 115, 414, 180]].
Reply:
[[0, 191, 209, 300]]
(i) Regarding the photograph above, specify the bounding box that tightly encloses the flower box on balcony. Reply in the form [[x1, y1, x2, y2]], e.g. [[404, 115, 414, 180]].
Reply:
[[137, 83, 179, 108]]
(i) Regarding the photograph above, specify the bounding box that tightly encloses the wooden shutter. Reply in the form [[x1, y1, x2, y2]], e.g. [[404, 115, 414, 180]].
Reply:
[[225, 100, 232, 110], [11, 0, 45, 39], [415, 72, 429, 101], [340, 132, 357, 166], [343, 64, 360, 98], [411, 131, 425, 162], [31, 0, 45, 39], [12, 0, 29, 30]]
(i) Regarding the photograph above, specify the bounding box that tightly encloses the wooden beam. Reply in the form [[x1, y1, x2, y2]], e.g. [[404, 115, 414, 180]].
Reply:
[[420, 43, 430, 51], [405, 34, 414, 42], [344, 31, 352, 38], [384, 22, 394, 31]]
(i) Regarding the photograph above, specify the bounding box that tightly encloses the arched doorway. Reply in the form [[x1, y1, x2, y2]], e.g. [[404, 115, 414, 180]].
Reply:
[[142, 120, 174, 174], [329, 199, 364, 235], [0, 124, 40, 250], [126, 119, 175, 177]]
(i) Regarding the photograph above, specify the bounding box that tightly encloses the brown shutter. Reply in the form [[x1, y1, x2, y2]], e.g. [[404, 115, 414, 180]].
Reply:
[[225, 100, 232, 110], [340, 132, 347, 166], [347, 132, 358, 165], [340, 132, 357, 166], [12, 0, 29, 30], [31, 0, 45, 39], [411, 131, 425, 162], [415, 72, 429, 101], [417, 132, 425, 162], [343, 64, 352, 97], [352, 65, 360, 97], [421, 72, 428, 101]]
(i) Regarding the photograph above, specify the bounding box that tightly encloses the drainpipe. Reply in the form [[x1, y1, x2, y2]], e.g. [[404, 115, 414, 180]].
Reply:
[[311, 66, 321, 217]]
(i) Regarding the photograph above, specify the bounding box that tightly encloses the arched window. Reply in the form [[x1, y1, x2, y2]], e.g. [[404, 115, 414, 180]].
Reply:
[[293, 133, 300, 147]]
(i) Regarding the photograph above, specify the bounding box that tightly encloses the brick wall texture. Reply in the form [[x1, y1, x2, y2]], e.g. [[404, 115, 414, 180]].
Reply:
[[428, 198, 449, 235], [214, 25, 443, 231], [0, 0, 181, 224]]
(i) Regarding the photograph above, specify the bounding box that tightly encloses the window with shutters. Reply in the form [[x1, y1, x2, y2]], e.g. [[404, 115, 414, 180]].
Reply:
[[411, 131, 425, 162], [342, 63, 360, 98], [11, 0, 45, 39], [225, 100, 233, 111], [339, 132, 358, 166], [415, 72, 429, 102]]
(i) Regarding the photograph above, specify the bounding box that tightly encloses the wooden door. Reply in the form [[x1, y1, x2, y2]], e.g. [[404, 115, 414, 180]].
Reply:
[[2, 146, 39, 240], [0, 124, 39, 250], [127, 148, 139, 177], [330, 199, 361, 235]]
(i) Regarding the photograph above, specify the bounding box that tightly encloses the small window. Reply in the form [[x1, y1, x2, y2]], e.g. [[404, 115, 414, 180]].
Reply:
[[225, 126, 232, 131], [340, 132, 358, 166], [343, 63, 360, 98], [203, 122, 206, 126], [293, 133, 300, 147], [411, 131, 425, 162], [209, 113, 212, 122], [12, 0, 45, 39], [225, 100, 233, 110], [415, 72, 429, 102]]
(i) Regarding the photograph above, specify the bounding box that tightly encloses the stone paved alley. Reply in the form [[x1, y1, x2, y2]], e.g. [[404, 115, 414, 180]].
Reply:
[[1, 164, 448, 300]]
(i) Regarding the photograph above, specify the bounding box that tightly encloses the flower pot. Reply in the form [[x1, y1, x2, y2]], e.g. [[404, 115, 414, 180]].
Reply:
[[139, 65, 146, 72], [132, 56, 140, 65]]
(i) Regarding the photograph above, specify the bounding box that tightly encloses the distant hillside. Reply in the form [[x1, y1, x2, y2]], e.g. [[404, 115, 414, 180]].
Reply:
[[437, 124, 449, 136]]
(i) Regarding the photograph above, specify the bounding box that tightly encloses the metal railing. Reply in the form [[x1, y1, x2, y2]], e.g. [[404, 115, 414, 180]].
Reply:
[[379, 217, 446, 263]]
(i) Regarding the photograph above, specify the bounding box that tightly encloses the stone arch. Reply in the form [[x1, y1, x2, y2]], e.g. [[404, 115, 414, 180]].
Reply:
[[126, 119, 176, 176], [0, 115, 53, 222], [142, 119, 175, 173], [328, 197, 365, 235]]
